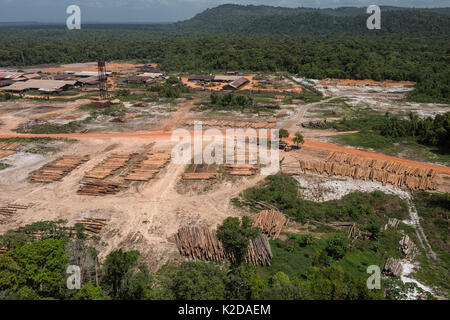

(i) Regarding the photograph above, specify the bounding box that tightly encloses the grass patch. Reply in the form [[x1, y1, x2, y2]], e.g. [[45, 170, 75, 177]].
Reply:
[[330, 133, 450, 166], [241, 174, 408, 227], [411, 191, 449, 297], [0, 163, 11, 170], [17, 121, 83, 134], [0, 137, 75, 144]]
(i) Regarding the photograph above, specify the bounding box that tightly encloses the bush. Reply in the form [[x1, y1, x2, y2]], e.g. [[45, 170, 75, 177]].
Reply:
[[325, 234, 349, 260]]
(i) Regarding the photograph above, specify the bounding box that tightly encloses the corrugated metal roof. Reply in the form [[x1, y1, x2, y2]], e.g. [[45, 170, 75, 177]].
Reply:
[[0, 72, 24, 80], [213, 75, 241, 82], [138, 73, 163, 78], [188, 75, 214, 82], [228, 77, 249, 89], [1, 79, 77, 92]]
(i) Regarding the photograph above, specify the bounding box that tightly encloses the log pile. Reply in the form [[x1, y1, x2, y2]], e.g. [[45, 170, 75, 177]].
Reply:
[[110, 113, 137, 123], [301, 120, 327, 129], [174, 226, 272, 266], [383, 257, 403, 277], [297, 152, 438, 191], [0, 247, 7, 254], [0, 142, 20, 150], [30, 155, 89, 183], [380, 218, 399, 232], [253, 209, 287, 240], [399, 235, 415, 257], [245, 235, 272, 266], [175, 226, 228, 262], [182, 173, 217, 180], [125, 152, 171, 181], [76, 217, 108, 234], [0, 151, 15, 159], [0, 203, 31, 216], [85, 152, 136, 179], [77, 181, 126, 196], [225, 164, 258, 176], [185, 120, 275, 129], [182, 164, 217, 181]]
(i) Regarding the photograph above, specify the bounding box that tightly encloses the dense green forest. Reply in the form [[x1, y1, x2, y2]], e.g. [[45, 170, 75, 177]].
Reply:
[[0, 5, 449, 102], [328, 111, 450, 151], [173, 4, 450, 37]]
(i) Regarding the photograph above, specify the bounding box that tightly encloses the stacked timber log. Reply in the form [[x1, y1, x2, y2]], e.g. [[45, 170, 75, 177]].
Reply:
[[0, 142, 20, 150], [297, 152, 438, 191], [110, 113, 137, 123], [399, 235, 415, 257], [77, 181, 126, 196], [346, 223, 370, 241], [253, 209, 287, 240], [0, 247, 7, 254], [174, 227, 272, 266], [225, 164, 258, 176], [175, 226, 228, 262], [85, 152, 136, 179], [383, 257, 403, 277], [30, 155, 89, 183], [182, 172, 217, 180], [380, 218, 399, 232], [185, 120, 275, 129], [76, 217, 108, 234], [125, 152, 171, 181], [246, 235, 272, 266], [0, 151, 15, 159], [0, 203, 31, 216]]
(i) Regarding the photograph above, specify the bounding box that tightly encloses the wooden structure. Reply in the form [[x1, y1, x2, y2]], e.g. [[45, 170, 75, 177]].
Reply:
[[185, 120, 275, 129], [125, 152, 171, 181], [0, 151, 15, 159], [0, 142, 20, 150], [182, 163, 217, 181], [174, 226, 272, 266], [399, 235, 415, 257], [30, 155, 89, 183], [225, 164, 258, 176], [77, 181, 126, 196], [293, 152, 439, 191], [0, 247, 7, 254], [110, 113, 137, 123], [84, 152, 136, 179], [76, 217, 108, 234], [380, 218, 399, 232], [253, 209, 287, 240], [383, 257, 402, 277], [0, 203, 31, 216]]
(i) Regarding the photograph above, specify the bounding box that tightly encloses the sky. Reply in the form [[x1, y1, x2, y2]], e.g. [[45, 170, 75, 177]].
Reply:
[[0, 0, 449, 23]]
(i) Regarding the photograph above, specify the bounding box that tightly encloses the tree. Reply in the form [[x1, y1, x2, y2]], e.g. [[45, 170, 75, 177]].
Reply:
[[0, 255, 21, 292], [101, 249, 139, 299], [75, 282, 109, 300], [158, 261, 228, 300], [226, 263, 265, 299], [216, 216, 260, 267], [293, 131, 304, 148], [9, 238, 68, 298], [324, 234, 349, 260], [279, 128, 289, 140]]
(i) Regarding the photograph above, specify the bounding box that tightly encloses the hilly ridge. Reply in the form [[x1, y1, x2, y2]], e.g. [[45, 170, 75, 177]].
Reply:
[[172, 4, 450, 37]]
